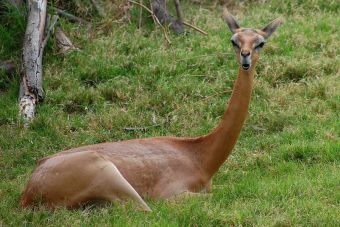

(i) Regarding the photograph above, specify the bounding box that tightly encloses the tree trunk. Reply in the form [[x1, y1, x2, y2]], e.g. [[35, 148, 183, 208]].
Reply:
[[151, 0, 185, 35], [173, 0, 183, 25], [19, 0, 47, 124]]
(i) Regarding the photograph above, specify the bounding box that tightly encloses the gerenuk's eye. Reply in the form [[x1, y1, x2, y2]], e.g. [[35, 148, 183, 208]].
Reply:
[[231, 40, 239, 49], [255, 42, 265, 49]]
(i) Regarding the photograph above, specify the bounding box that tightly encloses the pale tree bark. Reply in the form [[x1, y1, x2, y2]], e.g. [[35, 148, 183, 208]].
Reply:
[[19, 0, 47, 124], [4, 0, 75, 125]]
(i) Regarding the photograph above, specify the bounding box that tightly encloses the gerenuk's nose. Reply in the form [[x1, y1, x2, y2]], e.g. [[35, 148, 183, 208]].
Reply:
[[241, 50, 250, 57]]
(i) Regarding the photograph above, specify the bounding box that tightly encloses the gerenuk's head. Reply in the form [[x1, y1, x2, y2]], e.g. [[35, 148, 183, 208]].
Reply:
[[223, 8, 282, 71]]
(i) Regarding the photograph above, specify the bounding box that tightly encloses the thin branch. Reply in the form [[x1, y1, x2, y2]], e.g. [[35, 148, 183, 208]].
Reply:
[[129, 0, 171, 45], [173, 0, 184, 24], [129, 1, 156, 21], [138, 0, 143, 28], [183, 21, 208, 35], [124, 124, 160, 132], [123, 1, 132, 23], [124, 127, 148, 132], [42, 15, 59, 49], [51, 7, 89, 24], [149, 0, 157, 25]]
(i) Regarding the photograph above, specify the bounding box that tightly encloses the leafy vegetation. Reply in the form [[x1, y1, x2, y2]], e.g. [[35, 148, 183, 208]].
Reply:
[[0, 0, 339, 226]]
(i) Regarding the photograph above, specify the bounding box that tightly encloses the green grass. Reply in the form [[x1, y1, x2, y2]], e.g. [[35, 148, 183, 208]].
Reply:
[[0, 0, 339, 226]]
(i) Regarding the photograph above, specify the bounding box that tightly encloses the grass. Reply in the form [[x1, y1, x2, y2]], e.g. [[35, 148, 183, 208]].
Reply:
[[0, 0, 339, 226]]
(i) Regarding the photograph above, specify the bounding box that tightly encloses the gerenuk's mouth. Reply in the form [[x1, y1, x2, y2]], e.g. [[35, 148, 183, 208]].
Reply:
[[242, 64, 250, 70]]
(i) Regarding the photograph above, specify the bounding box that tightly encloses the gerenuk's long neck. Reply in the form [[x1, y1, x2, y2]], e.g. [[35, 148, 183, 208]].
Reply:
[[200, 66, 255, 177]]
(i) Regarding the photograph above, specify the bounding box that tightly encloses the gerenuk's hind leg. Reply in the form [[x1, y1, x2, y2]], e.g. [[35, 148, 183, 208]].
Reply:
[[97, 161, 151, 211]]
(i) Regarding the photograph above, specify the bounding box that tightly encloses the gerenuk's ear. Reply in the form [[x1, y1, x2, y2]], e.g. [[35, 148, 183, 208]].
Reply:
[[222, 7, 240, 34], [262, 18, 282, 39]]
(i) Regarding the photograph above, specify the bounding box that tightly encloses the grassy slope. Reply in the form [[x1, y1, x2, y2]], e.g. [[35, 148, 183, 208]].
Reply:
[[0, 0, 339, 226]]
